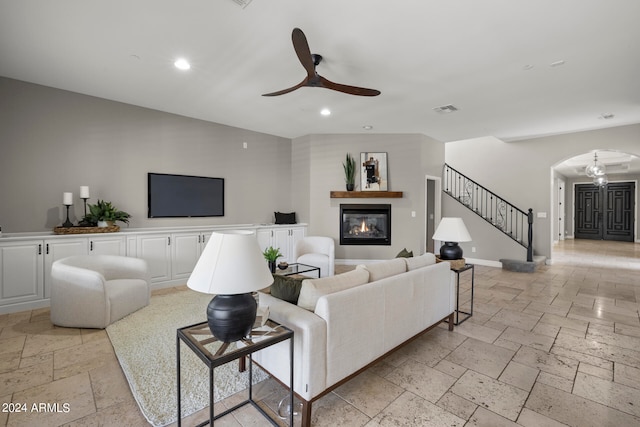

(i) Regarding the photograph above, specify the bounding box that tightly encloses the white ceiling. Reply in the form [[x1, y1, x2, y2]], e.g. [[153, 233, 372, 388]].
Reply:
[[1, 0, 640, 144], [554, 150, 640, 178]]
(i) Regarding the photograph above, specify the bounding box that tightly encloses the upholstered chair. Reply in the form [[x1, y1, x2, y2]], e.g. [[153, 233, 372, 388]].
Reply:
[[294, 236, 335, 277], [50, 255, 150, 328]]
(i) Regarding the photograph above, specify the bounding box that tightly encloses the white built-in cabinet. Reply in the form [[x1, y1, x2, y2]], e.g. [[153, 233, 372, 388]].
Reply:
[[257, 226, 306, 263], [0, 224, 306, 314]]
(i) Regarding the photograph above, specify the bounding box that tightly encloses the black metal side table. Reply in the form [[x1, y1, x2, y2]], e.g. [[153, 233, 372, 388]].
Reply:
[[176, 319, 294, 426], [451, 263, 475, 325]]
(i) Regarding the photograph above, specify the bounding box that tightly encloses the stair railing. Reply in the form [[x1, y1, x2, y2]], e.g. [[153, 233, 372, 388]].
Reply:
[[443, 164, 534, 261]]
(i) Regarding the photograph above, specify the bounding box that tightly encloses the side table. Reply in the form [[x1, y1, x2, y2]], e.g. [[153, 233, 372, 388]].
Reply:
[[176, 319, 294, 426], [451, 263, 475, 325]]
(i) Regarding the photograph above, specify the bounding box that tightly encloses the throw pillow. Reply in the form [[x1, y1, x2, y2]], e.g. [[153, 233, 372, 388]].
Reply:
[[275, 212, 297, 224], [297, 268, 370, 311], [270, 274, 303, 304], [396, 248, 414, 258]]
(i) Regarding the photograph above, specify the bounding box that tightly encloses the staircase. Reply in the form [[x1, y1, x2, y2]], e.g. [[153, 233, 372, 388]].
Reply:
[[443, 164, 545, 271]]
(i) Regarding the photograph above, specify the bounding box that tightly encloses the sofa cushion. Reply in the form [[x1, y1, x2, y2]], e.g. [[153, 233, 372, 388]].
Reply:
[[298, 268, 370, 311], [405, 253, 437, 271], [361, 258, 407, 282], [270, 274, 304, 304]]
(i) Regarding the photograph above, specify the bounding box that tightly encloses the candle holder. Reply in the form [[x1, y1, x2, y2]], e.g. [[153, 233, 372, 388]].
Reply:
[[82, 197, 89, 217], [62, 204, 74, 228]]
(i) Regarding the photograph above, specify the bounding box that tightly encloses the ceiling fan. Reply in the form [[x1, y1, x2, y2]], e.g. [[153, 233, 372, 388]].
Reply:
[[262, 28, 381, 97]]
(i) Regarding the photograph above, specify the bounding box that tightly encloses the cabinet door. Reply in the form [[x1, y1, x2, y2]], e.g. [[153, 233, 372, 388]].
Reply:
[[89, 236, 126, 256], [273, 229, 291, 262], [171, 233, 202, 280], [0, 240, 44, 307], [256, 229, 273, 253], [290, 227, 306, 257], [137, 234, 171, 283], [44, 238, 88, 298]]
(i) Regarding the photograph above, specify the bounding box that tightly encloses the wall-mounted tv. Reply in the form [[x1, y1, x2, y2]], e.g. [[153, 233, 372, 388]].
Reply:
[[148, 173, 224, 218]]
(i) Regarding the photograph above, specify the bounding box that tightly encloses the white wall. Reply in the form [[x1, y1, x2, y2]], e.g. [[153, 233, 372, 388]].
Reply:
[[0, 78, 293, 232]]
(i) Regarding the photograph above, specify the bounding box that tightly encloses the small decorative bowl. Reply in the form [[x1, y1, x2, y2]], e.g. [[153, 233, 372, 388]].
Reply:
[[278, 262, 289, 270]]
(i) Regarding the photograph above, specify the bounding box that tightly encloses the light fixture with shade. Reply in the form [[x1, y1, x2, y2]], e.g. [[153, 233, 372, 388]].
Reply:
[[187, 230, 274, 343], [432, 217, 472, 260]]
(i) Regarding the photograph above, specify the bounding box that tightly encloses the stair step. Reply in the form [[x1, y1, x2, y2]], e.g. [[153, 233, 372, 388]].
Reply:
[[499, 256, 546, 273]]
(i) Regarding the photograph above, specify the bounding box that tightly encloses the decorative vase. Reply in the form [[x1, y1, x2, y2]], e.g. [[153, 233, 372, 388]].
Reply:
[[346, 183, 355, 191], [268, 261, 276, 273], [97, 220, 114, 228], [278, 261, 289, 270]]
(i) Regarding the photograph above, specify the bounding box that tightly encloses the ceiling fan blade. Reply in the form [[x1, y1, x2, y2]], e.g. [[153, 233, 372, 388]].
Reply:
[[318, 75, 381, 97], [262, 78, 308, 97], [292, 28, 316, 77]]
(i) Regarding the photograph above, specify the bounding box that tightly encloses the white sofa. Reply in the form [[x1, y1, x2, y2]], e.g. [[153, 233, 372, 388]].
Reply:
[[50, 255, 150, 329], [254, 253, 455, 426]]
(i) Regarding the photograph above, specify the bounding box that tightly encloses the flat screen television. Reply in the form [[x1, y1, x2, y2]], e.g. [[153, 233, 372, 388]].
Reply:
[[148, 173, 224, 218]]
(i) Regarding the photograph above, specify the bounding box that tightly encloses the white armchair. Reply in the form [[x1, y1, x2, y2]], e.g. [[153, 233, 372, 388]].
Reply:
[[294, 236, 335, 277], [50, 255, 150, 329]]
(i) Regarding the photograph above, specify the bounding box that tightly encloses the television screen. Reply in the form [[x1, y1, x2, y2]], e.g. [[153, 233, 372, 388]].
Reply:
[[148, 173, 224, 218]]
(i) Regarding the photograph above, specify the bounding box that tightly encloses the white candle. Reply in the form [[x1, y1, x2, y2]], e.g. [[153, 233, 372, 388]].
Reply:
[[63, 192, 73, 205], [80, 186, 90, 198]]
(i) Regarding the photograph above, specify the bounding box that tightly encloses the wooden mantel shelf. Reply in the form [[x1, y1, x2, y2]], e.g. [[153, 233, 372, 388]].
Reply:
[[330, 191, 403, 198]]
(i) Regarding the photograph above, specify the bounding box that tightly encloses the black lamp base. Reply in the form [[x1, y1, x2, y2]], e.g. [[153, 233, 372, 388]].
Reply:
[[439, 242, 463, 260], [207, 293, 257, 343]]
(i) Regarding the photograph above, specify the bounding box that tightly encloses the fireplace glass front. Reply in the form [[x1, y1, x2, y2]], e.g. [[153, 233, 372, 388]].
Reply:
[[340, 204, 391, 245]]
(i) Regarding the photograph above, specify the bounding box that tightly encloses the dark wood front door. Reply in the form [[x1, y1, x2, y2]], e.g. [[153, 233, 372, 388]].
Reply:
[[575, 182, 635, 242]]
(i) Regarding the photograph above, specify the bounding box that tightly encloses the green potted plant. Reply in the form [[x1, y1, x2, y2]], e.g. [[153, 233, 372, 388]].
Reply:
[[82, 199, 131, 227], [263, 246, 283, 273], [343, 153, 356, 191]]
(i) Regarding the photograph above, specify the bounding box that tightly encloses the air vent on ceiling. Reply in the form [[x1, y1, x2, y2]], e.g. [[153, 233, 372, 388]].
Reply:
[[433, 104, 459, 114], [230, 0, 253, 8]]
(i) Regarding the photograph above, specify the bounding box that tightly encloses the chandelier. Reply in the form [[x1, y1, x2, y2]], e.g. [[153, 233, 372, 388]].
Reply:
[[585, 152, 608, 187]]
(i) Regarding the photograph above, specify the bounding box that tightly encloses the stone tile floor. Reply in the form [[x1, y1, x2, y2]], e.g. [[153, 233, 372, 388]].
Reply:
[[1, 239, 640, 426]]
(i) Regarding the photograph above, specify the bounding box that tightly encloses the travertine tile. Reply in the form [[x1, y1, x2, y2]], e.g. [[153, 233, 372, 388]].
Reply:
[[334, 370, 403, 418], [538, 312, 588, 333], [489, 309, 541, 331], [453, 320, 502, 343], [88, 360, 134, 410], [385, 359, 456, 403], [311, 392, 370, 427], [436, 391, 477, 421], [517, 407, 573, 427], [513, 346, 578, 380], [433, 359, 467, 379], [450, 370, 527, 421], [21, 327, 83, 358], [553, 331, 640, 367], [446, 338, 514, 379], [53, 337, 116, 380], [527, 381, 640, 427], [0, 359, 53, 395], [467, 406, 520, 426], [577, 362, 613, 381], [498, 361, 539, 392], [366, 391, 465, 427], [498, 327, 555, 352], [573, 372, 640, 417], [614, 362, 640, 390]]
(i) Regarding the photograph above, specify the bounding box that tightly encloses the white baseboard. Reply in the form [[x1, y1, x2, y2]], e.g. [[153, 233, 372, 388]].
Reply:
[[464, 258, 502, 268]]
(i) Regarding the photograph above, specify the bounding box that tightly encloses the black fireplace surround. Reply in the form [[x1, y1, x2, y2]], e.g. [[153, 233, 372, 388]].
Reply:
[[340, 204, 391, 245]]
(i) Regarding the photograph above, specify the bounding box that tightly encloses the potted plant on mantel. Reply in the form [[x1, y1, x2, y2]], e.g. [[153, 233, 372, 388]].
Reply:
[[263, 246, 283, 273], [82, 199, 131, 227], [343, 153, 356, 191]]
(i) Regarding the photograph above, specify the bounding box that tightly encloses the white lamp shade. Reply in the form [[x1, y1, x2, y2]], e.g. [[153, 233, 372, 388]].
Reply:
[[432, 217, 472, 242], [187, 230, 273, 295]]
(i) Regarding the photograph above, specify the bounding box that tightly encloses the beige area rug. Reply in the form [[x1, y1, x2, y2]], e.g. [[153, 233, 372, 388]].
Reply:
[[106, 288, 269, 427]]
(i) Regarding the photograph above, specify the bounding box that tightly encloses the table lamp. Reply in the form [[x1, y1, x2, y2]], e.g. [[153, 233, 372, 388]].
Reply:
[[432, 217, 472, 260], [187, 230, 274, 343]]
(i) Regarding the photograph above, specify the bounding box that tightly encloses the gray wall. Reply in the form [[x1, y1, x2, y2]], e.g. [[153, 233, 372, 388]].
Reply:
[[294, 133, 445, 260], [0, 78, 293, 232], [445, 126, 640, 261]]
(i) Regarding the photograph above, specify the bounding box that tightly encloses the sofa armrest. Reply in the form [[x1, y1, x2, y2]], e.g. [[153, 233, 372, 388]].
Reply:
[[252, 293, 327, 401]]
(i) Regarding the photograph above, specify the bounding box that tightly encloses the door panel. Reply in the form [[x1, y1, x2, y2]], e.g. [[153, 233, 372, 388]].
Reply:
[[575, 182, 635, 242]]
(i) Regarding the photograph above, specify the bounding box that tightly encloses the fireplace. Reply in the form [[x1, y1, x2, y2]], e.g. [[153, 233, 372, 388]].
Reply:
[[340, 204, 391, 245]]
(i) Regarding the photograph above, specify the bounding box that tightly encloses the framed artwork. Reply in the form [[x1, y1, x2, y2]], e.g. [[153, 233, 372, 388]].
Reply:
[[360, 152, 388, 191]]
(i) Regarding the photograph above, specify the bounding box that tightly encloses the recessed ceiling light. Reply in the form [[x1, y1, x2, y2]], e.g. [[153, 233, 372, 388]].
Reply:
[[174, 58, 191, 70], [550, 60, 565, 67], [522, 64, 534, 70], [320, 108, 331, 116], [363, 125, 373, 130]]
